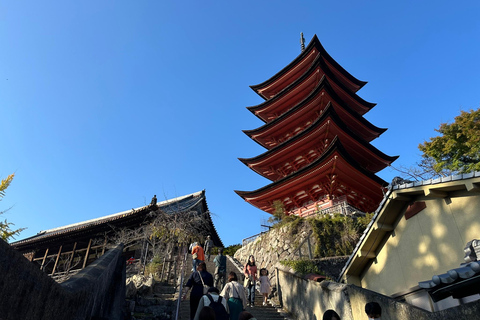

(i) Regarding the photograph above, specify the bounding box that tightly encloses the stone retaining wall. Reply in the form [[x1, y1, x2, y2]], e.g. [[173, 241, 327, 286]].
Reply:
[[235, 226, 315, 275], [234, 226, 346, 280], [0, 239, 125, 320]]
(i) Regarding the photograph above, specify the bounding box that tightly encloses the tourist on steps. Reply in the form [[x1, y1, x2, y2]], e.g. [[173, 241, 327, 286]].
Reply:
[[192, 242, 205, 271], [221, 271, 247, 320], [259, 268, 271, 306], [183, 262, 214, 320], [365, 301, 382, 320], [323, 309, 341, 320], [238, 311, 257, 320], [204, 235, 214, 261], [193, 287, 229, 320], [213, 248, 227, 290], [243, 255, 258, 307], [198, 306, 216, 320]]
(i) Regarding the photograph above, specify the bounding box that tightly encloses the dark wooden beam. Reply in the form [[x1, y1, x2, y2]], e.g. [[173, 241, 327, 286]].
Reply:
[[101, 237, 107, 255], [51, 246, 63, 276], [83, 239, 92, 269], [40, 248, 49, 271], [67, 242, 77, 271]]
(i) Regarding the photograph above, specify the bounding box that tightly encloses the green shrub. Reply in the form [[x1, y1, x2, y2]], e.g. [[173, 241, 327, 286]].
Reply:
[[223, 244, 242, 256], [308, 213, 373, 257], [280, 259, 324, 276], [145, 255, 163, 276]]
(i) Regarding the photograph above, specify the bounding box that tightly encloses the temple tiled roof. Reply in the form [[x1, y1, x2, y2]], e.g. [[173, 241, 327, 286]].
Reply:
[[12, 190, 223, 249]]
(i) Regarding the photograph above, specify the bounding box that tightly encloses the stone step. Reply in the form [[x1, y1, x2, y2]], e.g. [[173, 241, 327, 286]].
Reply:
[[153, 284, 177, 294]]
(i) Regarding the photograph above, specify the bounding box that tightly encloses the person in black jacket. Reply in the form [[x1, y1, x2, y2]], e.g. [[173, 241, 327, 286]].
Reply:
[[182, 262, 214, 320]]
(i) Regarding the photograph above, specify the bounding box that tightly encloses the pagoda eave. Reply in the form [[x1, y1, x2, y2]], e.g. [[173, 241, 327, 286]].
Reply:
[[250, 35, 367, 99], [248, 60, 375, 122], [240, 106, 398, 180], [235, 138, 387, 214], [244, 80, 388, 148]]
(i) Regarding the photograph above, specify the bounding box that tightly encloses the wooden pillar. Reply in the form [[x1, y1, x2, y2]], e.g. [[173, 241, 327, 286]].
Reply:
[[83, 239, 92, 269], [160, 256, 166, 281], [40, 248, 49, 271], [166, 260, 172, 284], [51, 246, 63, 276], [67, 242, 77, 272], [101, 237, 107, 255]]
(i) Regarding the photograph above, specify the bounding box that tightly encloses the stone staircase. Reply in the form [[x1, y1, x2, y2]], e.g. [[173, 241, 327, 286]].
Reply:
[[126, 281, 177, 320], [177, 256, 291, 320]]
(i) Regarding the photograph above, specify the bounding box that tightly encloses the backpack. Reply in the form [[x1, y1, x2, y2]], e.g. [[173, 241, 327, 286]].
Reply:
[[206, 294, 229, 320]]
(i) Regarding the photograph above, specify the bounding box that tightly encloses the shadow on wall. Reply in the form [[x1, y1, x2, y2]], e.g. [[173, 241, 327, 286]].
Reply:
[[276, 264, 480, 320], [367, 195, 477, 296], [0, 239, 125, 320]]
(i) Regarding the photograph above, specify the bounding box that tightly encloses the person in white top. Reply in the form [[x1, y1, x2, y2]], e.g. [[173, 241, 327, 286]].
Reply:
[[221, 272, 247, 320], [193, 287, 229, 320]]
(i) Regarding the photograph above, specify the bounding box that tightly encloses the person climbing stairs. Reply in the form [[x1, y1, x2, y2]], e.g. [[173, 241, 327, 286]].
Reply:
[[178, 255, 290, 320]]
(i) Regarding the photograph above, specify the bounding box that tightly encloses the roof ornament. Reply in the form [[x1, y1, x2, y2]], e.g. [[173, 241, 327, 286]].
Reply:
[[150, 194, 157, 206], [391, 176, 413, 186], [300, 32, 305, 52], [464, 239, 480, 263]]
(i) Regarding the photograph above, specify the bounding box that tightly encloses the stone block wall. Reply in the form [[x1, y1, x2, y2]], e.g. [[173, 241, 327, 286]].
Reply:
[[234, 226, 347, 280], [234, 226, 315, 275], [0, 239, 125, 320]]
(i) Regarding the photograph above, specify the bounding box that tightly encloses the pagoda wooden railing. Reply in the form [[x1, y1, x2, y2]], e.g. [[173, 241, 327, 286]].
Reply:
[[317, 200, 363, 216]]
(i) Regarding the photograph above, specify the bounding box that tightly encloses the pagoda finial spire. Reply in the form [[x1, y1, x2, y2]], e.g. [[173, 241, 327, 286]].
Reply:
[[300, 32, 305, 52]]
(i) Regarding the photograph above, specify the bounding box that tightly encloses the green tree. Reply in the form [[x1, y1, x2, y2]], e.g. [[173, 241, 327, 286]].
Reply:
[[1, 174, 26, 241], [419, 108, 480, 174]]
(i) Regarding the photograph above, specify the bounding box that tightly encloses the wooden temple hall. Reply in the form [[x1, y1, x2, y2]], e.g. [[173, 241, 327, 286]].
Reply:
[[11, 190, 222, 279], [235, 34, 398, 217]]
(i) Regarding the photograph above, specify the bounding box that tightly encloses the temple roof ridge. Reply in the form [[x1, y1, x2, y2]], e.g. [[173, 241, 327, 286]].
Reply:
[[40, 190, 205, 235], [12, 190, 215, 246]]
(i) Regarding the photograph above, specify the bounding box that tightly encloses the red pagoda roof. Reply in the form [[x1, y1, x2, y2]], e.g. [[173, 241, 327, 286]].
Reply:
[[250, 35, 367, 100], [243, 77, 386, 149], [235, 138, 387, 214], [247, 56, 375, 123], [239, 105, 398, 181]]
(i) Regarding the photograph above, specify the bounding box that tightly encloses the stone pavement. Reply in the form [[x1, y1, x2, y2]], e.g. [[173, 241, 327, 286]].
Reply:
[[178, 255, 290, 320]]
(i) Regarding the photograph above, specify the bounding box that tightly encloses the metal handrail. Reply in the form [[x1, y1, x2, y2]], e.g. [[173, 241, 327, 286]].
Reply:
[[175, 247, 188, 320], [242, 231, 267, 247], [291, 230, 314, 259]]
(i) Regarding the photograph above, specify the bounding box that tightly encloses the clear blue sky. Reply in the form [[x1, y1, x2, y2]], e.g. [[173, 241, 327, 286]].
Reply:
[[1, 1, 479, 246]]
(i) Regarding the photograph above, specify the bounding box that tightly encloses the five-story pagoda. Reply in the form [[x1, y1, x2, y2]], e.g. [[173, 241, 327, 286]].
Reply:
[[235, 35, 398, 217]]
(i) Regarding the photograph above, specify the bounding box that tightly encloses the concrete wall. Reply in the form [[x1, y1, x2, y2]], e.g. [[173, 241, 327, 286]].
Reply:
[[0, 239, 125, 320], [362, 193, 480, 296], [275, 264, 480, 320]]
